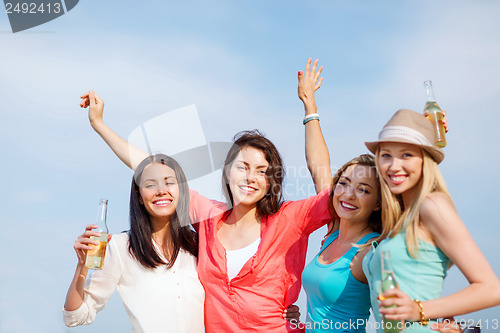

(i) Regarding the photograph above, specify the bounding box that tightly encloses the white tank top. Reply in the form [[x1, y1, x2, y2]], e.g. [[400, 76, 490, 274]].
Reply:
[[225, 237, 261, 280]]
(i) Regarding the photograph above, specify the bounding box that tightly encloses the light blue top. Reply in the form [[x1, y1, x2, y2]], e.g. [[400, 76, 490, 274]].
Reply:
[[362, 230, 450, 332], [302, 230, 380, 332]]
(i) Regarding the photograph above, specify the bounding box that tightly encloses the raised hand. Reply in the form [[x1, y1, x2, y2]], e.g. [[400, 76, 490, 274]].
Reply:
[[298, 58, 324, 115], [78, 90, 148, 170], [80, 90, 105, 129], [299, 58, 332, 193], [425, 109, 449, 133]]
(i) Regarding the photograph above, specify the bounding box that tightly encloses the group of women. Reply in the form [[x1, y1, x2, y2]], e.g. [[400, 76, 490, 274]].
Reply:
[[63, 59, 500, 332]]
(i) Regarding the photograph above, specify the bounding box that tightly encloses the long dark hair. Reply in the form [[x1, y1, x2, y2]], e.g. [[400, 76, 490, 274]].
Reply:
[[222, 130, 285, 215], [128, 154, 198, 269], [328, 154, 382, 235]]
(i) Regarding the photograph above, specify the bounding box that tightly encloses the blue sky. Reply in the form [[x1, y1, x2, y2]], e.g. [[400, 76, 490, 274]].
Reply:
[[1, 1, 500, 332]]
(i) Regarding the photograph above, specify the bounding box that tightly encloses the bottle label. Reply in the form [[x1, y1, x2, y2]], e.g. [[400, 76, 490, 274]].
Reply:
[[85, 233, 108, 269]]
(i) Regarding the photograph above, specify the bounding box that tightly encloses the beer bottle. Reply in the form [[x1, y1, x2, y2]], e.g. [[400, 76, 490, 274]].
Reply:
[[85, 199, 109, 269], [380, 251, 404, 332], [423, 80, 447, 148]]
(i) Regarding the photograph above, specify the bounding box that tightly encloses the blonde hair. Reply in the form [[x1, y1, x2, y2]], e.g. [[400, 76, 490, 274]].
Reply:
[[376, 149, 454, 257]]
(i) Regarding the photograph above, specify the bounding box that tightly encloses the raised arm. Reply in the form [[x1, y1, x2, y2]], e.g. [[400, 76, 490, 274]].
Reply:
[[80, 91, 148, 170], [298, 58, 332, 193], [380, 193, 500, 322]]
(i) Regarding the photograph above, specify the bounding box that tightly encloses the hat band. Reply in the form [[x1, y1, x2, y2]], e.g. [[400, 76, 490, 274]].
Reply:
[[378, 125, 433, 146]]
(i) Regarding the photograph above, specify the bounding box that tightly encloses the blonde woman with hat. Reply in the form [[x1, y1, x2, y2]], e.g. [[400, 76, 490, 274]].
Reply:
[[362, 109, 500, 331]]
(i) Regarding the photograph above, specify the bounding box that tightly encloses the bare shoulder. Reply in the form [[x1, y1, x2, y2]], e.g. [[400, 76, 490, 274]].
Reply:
[[353, 236, 378, 264], [419, 192, 461, 233], [351, 236, 378, 284], [421, 192, 452, 208], [357, 240, 375, 258], [420, 193, 454, 219]]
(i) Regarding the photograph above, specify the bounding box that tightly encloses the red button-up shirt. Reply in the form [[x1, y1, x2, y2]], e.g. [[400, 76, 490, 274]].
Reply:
[[190, 189, 332, 332]]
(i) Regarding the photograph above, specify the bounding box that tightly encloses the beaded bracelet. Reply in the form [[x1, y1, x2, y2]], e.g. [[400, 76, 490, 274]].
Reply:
[[413, 299, 429, 325], [303, 113, 320, 125]]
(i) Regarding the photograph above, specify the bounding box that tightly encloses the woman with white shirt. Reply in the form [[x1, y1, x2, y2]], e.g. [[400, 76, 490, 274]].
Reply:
[[63, 154, 205, 333]]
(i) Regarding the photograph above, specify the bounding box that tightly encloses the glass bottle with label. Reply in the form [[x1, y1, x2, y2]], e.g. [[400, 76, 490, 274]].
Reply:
[[423, 80, 447, 148], [85, 199, 109, 269], [380, 251, 404, 332]]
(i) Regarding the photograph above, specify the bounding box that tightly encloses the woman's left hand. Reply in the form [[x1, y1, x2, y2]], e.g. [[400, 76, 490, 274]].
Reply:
[[283, 304, 301, 323], [378, 288, 421, 322]]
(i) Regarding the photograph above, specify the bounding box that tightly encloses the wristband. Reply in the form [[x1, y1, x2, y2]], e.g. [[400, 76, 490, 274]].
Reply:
[[303, 113, 320, 125], [413, 299, 429, 325]]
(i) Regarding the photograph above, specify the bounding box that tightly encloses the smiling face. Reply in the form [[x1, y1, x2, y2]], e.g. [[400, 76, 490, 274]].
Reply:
[[377, 142, 424, 202], [226, 146, 271, 207], [138, 163, 179, 222], [333, 164, 380, 224]]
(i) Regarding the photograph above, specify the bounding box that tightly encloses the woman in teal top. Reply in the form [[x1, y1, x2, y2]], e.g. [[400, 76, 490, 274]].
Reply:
[[303, 230, 380, 332], [361, 109, 500, 332], [301, 155, 381, 332], [298, 60, 382, 332], [362, 230, 450, 332]]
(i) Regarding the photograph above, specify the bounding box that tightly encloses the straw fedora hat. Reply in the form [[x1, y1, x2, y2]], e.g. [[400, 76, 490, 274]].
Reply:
[[365, 109, 445, 164]]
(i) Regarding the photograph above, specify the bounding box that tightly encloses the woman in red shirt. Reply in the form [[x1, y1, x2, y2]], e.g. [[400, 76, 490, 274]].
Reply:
[[79, 91, 332, 332]]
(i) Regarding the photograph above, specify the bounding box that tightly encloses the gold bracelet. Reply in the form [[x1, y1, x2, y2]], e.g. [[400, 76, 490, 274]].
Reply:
[[413, 299, 429, 325]]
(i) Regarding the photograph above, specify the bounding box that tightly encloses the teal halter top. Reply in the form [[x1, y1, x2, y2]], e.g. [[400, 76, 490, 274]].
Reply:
[[302, 230, 380, 332], [362, 230, 450, 332]]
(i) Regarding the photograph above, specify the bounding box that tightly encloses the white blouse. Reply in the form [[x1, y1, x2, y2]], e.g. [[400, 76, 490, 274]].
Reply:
[[62, 233, 204, 333]]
